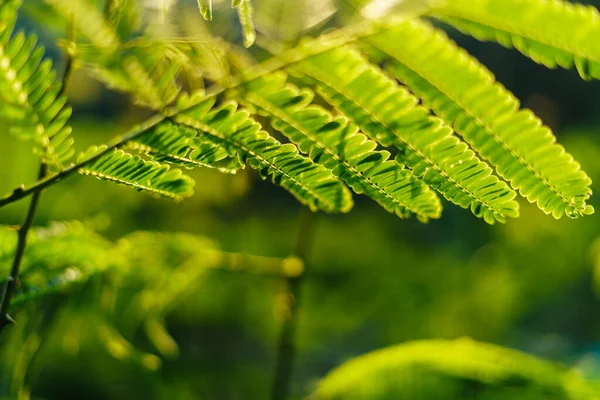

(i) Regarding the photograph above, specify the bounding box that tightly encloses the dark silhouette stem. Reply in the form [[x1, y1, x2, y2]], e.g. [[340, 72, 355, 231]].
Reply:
[[0, 165, 47, 334], [0, 17, 76, 336], [271, 208, 317, 400]]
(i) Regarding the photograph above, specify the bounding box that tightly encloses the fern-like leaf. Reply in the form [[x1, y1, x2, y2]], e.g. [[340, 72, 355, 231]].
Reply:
[[240, 72, 442, 221], [0, 1, 74, 170], [366, 20, 593, 219], [197, 0, 213, 21], [293, 46, 519, 223], [48, 0, 180, 110], [46, 0, 120, 53], [171, 96, 354, 213], [314, 339, 600, 400], [105, 0, 141, 40], [432, 0, 600, 80], [0, 221, 114, 307], [236, 0, 256, 48], [126, 120, 243, 174], [121, 49, 181, 109], [77, 146, 195, 201], [79, 45, 181, 110]]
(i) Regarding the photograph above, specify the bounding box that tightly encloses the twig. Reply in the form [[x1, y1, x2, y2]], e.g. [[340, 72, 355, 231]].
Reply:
[[270, 208, 316, 400], [0, 165, 47, 333]]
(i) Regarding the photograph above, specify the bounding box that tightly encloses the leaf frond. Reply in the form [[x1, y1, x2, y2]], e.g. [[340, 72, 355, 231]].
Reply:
[[171, 97, 354, 213], [235, 0, 256, 48], [366, 20, 593, 219], [46, 0, 120, 53], [432, 0, 600, 80], [0, 221, 113, 306], [197, 0, 213, 21], [0, 1, 74, 170], [48, 0, 181, 110], [293, 46, 519, 223], [126, 120, 243, 174], [240, 72, 442, 221], [77, 146, 195, 201], [314, 339, 599, 400], [105, 0, 141, 40]]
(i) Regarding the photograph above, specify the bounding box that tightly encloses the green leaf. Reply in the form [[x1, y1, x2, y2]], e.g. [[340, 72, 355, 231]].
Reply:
[[197, 0, 213, 21], [105, 0, 141, 40], [432, 0, 600, 80], [127, 120, 243, 174], [236, 0, 256, 48], [172, 96, 354, 213], [47, 0, 180, 110], [45, 0, 120, 53], [81, 46, 181, 110], [120, 50, 181, 109], [77, 146, 195, 201], [293, 46, 519, 224], [241, 72, 442, 221], [0, 1, 74, 170], [0, 221, 114, 307], [366, 20, 593, 219], [314, 339, 599, 400]]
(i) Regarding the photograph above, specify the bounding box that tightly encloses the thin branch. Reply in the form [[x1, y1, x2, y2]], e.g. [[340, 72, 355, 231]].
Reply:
[[0, 113, 167, 208], [212, 251, 297, 277], [0, 165, 47, 333], [62, 11, 77, 91], [0, 16, 77, 335], [270, 208, 317, 400]]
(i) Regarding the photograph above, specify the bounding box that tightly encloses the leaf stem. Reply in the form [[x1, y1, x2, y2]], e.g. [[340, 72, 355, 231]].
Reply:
[[270, 208, 316, 400], [0, 16, 77, 335], [0, 164, 47, 334]]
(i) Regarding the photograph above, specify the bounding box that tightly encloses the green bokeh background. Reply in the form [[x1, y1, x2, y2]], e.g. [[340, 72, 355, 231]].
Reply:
[[1, 0, 600, 399]]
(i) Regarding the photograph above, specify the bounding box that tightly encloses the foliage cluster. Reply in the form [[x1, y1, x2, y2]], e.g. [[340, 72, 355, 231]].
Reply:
[[1, 0, 600, 398]]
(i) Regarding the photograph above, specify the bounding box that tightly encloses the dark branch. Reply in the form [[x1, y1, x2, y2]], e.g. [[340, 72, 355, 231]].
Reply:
[[270, 208, 316, 400], [0, 15, 77, 335], [0, 164, 47, 333]]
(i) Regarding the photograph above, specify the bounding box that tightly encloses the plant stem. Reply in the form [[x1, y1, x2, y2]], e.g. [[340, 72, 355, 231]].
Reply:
[[271, 208, 316, 400], [0, 165, 47, 334], [0, 18, 77, 336]]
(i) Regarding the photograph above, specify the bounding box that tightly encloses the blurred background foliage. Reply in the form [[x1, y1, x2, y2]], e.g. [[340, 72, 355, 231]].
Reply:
[[1, 0, 600, 399]]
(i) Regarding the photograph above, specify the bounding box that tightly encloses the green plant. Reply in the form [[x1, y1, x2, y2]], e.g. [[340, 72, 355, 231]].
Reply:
[[1, 0, 599, 398], [313, 339, 600, 399], [2, 0, 595, 223]]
